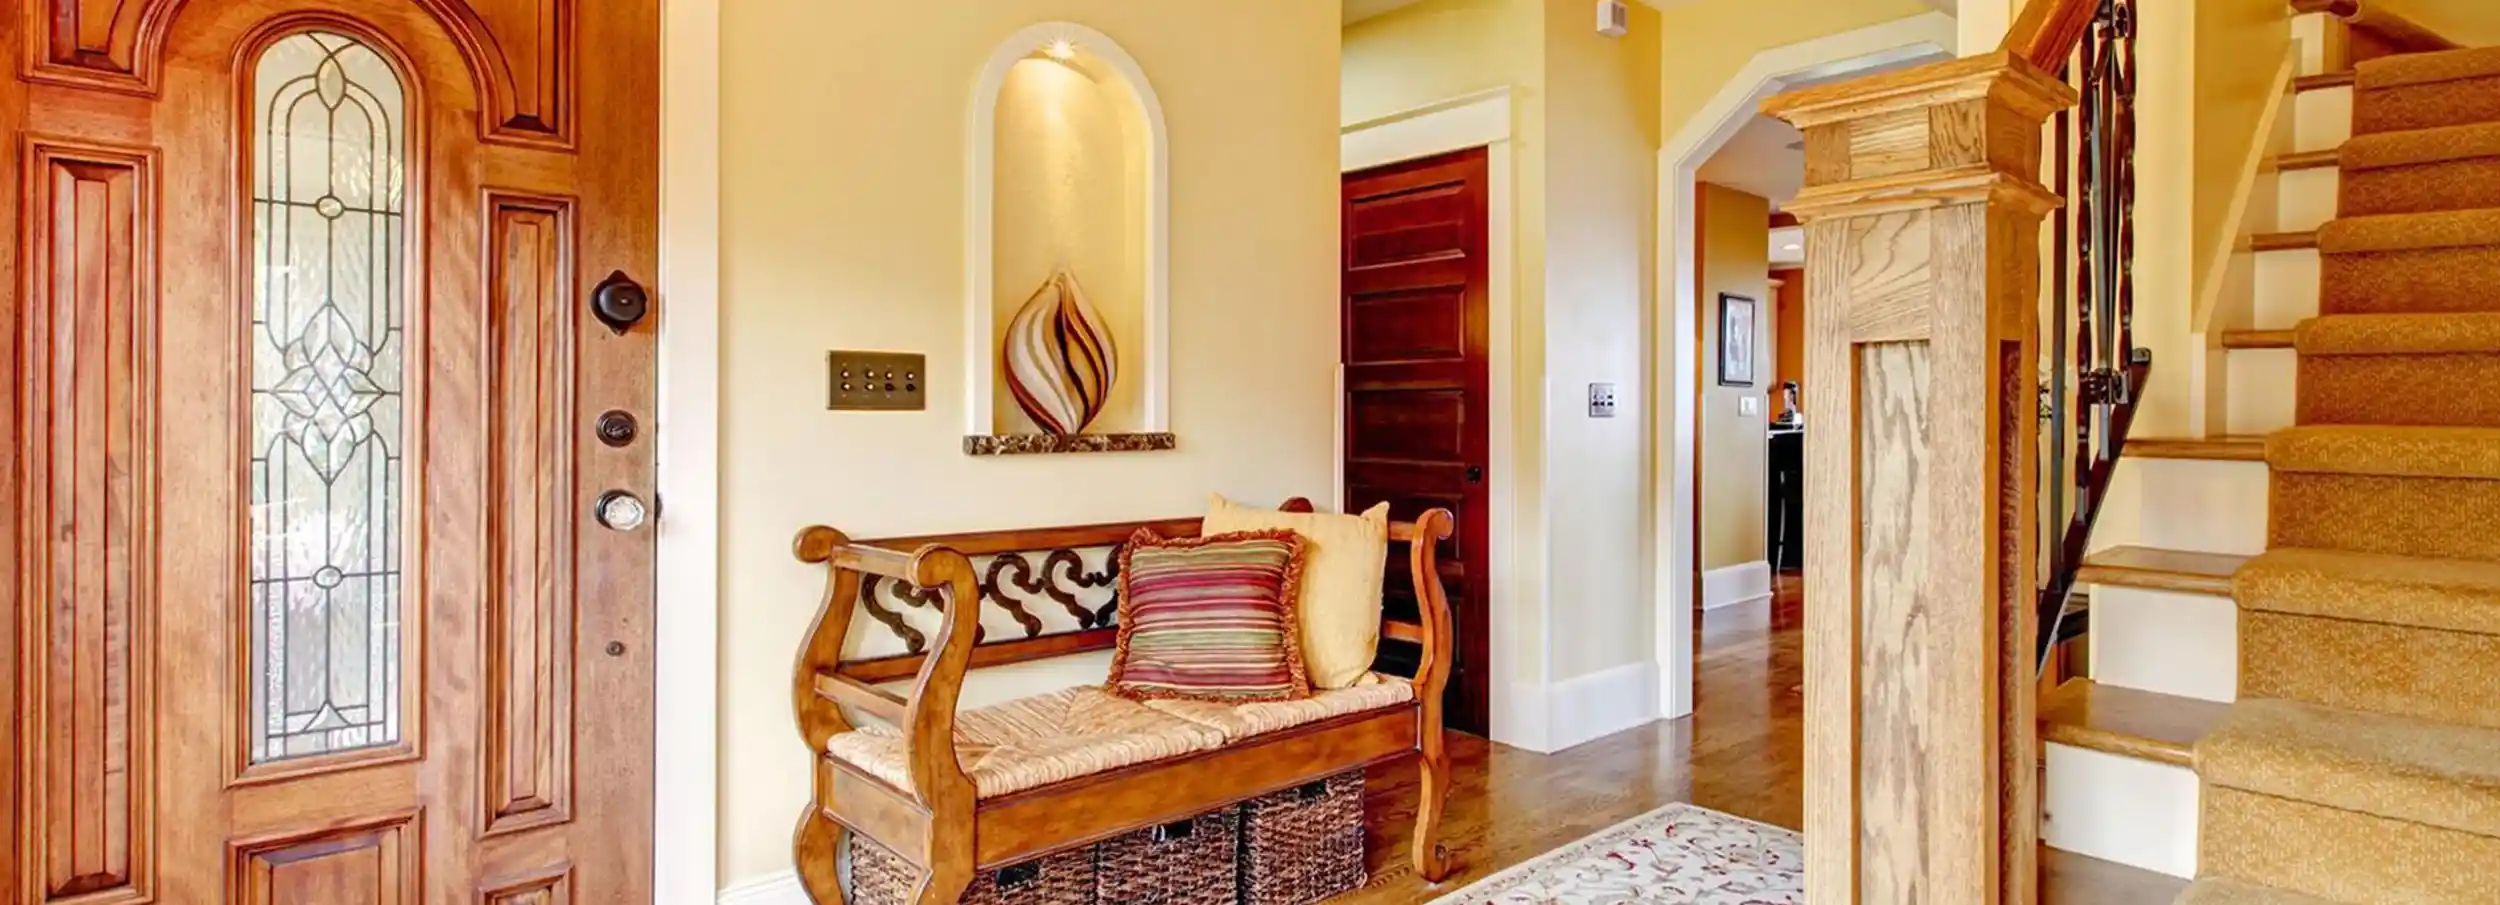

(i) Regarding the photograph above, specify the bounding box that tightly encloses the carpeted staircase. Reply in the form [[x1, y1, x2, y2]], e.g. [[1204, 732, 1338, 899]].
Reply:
[[2179, 43, 2500, 905]]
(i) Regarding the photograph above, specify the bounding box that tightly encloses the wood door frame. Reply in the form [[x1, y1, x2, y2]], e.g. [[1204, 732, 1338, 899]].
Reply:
[[1654, 13, 1958, 722], [1339, 90, 1535, 751], [657, 0, 722, 899]]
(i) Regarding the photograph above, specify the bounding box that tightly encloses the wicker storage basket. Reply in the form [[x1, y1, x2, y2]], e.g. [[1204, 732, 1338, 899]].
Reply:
[[1237, 772, 1366, 905], [852, 835, 1097, 905], [1096, 809, 1241, 905]]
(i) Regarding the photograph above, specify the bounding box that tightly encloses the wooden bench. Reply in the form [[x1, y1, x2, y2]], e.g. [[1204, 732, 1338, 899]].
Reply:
[[789, 500, 1458, 904]]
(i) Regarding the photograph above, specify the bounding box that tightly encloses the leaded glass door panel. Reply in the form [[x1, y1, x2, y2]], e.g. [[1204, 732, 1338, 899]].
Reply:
[[1, 1, 660, 902]]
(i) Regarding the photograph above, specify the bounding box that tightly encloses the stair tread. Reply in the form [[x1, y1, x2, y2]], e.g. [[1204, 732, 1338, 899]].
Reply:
[[2296, 311, 2500, 355], [2176, 877, 2349, 905], [2318, 206, 2500, 254], [2293, 70, 2356, 92], [2357, 44, 2500, 91], [2251, 229, 2321, 251], [2080, 546, 2249, 596], [2223, 328, 2298, 349], [2343, 121, 2500, 171], [2046, 846, 2191, 905], [2127, 436, 2269, 461], [2042, 679, 2229, 768], [2201, 698, 2500, 840], [2268, 424, 2500, 479], [2274, 148, 2340, 172], [2239, 547, 2500, 635]]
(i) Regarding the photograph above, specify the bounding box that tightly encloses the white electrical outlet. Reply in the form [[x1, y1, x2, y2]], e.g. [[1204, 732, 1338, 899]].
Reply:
[[1588, 383, 1619, 418]]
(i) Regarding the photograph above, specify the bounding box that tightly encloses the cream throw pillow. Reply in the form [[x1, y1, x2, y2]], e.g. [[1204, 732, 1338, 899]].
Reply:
[[1202, 495, 1390, 690]]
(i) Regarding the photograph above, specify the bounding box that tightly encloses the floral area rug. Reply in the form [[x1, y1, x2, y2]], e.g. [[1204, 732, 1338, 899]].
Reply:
[[1427, 803, 1804, 904]]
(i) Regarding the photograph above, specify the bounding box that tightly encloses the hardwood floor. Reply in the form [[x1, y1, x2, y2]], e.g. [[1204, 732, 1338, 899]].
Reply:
[[1341, 573, 2184, 903]]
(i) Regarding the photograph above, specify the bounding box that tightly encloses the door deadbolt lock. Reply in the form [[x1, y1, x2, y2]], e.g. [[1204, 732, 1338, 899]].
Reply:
[[596, 410, 639, 447], [592, 271, 649, 334]]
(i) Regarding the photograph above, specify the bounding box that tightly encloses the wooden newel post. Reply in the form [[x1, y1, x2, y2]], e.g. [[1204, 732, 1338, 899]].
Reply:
[[1763, 51, 2076, 905]]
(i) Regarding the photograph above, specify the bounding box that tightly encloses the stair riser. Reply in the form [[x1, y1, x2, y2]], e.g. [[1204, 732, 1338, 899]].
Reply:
[[2044, 745, 2200, 879], [2256, 248, 2322, 330], [2202, 786, 2500, 905], [2323, 247, 2500, 315], [2109, 460, 2272, 557], [2355, 78, 2500, 135], [2272, 472, 2500, 562], [2242, 611, 2500, 730], [2231, 349, 2298, 436], [2296, 86, 2352, 154], [2301, 354, 2500, 427], [2344, 159, 2500, 217], [2276, 167, 2339, 234], [2092, 587, 2238, 704]]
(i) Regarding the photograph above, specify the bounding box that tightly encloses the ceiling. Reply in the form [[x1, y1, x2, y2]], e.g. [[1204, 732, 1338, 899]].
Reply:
[[1696, 115, 1809, 208]]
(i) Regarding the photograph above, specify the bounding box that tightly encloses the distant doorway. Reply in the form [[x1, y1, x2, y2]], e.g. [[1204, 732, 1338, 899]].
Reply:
[[1342, 148, 1494, 736]]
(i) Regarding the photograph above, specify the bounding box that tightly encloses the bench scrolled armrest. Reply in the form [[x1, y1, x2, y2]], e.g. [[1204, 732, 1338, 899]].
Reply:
[[1399, 509, 1458, 732], [790, 526, 982, 812]]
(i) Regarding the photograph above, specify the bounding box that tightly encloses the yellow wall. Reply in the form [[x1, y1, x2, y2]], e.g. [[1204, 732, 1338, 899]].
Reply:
[[1343, 0, 1663, 684], [991, 57, 1148, 434], [1652, 0, 1935, 155], [1696, 183, 1771, 572], [1542, 0, 1663, 675], [718, 0, 1341, 887], [2380, 0, 2500, 46]]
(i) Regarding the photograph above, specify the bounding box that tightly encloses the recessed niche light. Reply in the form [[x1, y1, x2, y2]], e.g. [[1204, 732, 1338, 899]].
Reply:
[[1044, 39, 1078, 61], [1782, 243, 1803, 252]]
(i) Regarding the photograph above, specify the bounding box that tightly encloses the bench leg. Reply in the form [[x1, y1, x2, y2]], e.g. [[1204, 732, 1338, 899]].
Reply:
[[794, 805, 849, 905], [1411, 748, 1454, 883], [909, 860, 973, 905]]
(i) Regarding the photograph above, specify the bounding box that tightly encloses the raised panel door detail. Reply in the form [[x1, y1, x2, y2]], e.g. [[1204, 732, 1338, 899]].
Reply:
[[22, 0, 578, 145], [481, 196, 577, 836], [1346, 288, 1466, 364], [19, 141, 158, 905], [1348, 390, 1467, 462], [478, 865, 571, 905], [245, 31, 413, 765], [228, 812, 420, 905]]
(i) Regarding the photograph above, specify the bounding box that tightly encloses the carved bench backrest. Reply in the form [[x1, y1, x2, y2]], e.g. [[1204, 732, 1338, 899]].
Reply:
[[816, 501, 1450, 683]]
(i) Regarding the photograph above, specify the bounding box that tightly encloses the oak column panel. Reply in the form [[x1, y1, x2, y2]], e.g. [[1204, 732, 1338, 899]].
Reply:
[[1764, 51, 2073, 905]]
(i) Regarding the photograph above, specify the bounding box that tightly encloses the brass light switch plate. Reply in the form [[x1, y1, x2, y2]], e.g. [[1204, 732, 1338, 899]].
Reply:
[[828, 351, 927, 411]]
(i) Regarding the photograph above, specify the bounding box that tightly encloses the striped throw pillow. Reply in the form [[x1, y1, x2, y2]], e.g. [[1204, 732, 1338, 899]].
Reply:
[[1107, 529, 1313, 703]]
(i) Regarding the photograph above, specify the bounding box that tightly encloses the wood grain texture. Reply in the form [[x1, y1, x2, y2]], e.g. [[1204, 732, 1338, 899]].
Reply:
[[22, 0, 577, 145], [8, 0, 660, 899], [1773, 51, 2064, 905], [2220, 328, 2298, 348], [2038, 680, 2229, 768], [1855, 341, 1935, 905], [18, 139, 157, 905], [482, 194, 576, 838], [478, 865, 572, 905], [2122, 436, 2268, 461], [2251, 230, 2322, 251], [2076, 546, 2250, 596]]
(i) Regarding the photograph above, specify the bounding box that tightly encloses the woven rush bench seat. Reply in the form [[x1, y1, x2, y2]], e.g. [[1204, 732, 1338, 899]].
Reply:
[[827, 677, 1421, 800], [788, 500, 1457, 905]]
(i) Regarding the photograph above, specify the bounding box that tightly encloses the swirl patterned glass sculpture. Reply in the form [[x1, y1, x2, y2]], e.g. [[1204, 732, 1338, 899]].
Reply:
[[1004, 270, 1120, 435]]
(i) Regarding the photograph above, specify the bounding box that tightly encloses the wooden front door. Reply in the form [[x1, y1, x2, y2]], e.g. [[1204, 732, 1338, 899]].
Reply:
[[1342, 149, 1492, 737], [3, 1, 659, 902]]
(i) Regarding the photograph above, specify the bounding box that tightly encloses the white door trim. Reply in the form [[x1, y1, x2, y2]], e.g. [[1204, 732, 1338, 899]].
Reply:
[[1340, 90, 1545, 751], [657, 0, 722, 899], [1654, 12, 1957, 719]]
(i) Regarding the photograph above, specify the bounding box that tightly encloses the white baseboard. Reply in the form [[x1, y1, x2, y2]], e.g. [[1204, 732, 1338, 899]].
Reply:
[[718, 871, 807, 905], [1701, 560, 1773, 611], [1541, 660, 1661, 753]]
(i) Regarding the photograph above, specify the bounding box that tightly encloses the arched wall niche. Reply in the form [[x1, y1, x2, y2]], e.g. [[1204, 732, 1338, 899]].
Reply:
[[966, 22, 1170, 446]]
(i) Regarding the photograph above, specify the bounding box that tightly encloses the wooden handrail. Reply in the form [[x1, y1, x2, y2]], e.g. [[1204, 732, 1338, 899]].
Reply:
[[2291, 0, 2461, 56], [2001, 0, 2101, 72]]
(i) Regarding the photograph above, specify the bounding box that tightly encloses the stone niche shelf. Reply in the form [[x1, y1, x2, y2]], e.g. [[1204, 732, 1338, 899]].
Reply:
[[963, 432, 1178, 457]]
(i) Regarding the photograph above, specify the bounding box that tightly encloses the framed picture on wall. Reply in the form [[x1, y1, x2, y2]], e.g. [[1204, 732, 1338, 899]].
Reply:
[[1719, 293, 1757, 387]]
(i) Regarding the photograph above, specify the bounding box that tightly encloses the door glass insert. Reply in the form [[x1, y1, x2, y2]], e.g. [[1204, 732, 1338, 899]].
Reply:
[[247, 31, 410, 764]]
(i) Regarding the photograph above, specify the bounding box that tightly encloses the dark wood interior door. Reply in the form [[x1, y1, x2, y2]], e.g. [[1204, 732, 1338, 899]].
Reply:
[[3, 1, 659, 901], [1342, 149, 1492, 737]]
